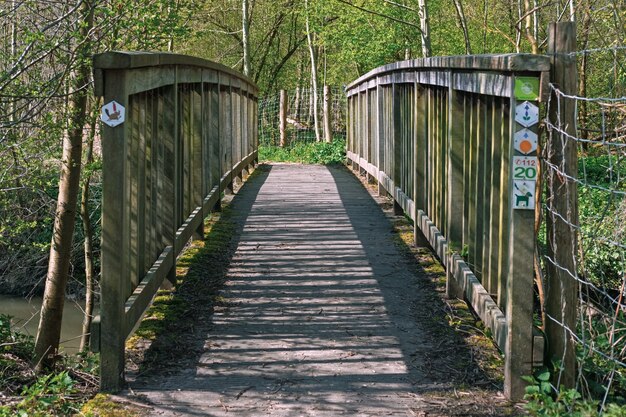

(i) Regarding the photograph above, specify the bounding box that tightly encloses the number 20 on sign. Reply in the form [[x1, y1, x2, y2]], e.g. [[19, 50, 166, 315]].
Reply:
[[512, 156, 538, 180]]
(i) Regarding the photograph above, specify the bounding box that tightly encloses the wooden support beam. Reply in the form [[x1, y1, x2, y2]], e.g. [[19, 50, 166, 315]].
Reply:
[[545, 21, 578, 390]]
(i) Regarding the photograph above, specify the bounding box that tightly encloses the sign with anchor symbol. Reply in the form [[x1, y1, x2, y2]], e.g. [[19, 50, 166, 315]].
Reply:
[[515, 101, 539, 128], [101, 100, 126, 127]]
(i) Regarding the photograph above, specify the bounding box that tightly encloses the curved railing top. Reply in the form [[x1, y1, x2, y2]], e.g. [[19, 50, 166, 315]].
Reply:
[[94, 51, 258, 93], [345, 53, 551, 92]]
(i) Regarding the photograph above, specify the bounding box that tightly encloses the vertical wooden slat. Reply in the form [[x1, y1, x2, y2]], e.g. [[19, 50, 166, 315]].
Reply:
[[192, 84, 204, 240], [447, 86, 465, 298], [488, 98, 503, 300]]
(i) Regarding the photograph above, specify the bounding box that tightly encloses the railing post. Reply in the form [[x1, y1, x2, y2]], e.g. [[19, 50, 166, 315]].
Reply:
[[504, 75, 537, 400], [546, 21, 578, 389], [99, 69, 128, 392]]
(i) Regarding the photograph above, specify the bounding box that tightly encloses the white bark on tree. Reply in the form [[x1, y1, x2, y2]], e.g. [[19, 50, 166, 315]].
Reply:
[[417, 0, 432, 57], [242, 0, 251, 76], [305, 0, 321, 142]]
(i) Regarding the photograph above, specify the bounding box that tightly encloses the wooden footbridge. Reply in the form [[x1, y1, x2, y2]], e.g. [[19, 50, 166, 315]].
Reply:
[[90, 23, 577, 408]]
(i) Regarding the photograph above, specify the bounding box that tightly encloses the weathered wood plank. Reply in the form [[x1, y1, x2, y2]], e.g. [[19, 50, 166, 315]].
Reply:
[[345, 54, 550, 93], [99, 69, 129, 392]]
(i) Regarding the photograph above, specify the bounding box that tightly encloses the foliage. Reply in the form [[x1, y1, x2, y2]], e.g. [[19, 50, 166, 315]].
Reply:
[[577, 154, 626, 289], [524, 367, 626, 417], [0, 314, 34, 360], [259, 138, 346, 165]]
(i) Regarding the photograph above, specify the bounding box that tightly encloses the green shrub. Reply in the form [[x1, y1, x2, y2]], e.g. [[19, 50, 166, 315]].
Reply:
[[259, 138, 346, 165]]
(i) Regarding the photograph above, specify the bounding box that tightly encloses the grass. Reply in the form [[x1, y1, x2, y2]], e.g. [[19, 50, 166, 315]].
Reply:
[[259, 138, 346, 164]]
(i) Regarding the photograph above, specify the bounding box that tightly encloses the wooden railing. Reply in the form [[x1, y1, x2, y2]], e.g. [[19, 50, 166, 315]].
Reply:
[[345, 54, 550, 399], [91, 52, 258, 391]]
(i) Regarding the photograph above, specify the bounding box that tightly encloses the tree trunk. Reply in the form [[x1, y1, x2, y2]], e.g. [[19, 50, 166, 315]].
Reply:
[[417, 0, 432, 57], [79, 100, 99, 352], [305, 0, 321, 142], [524, 0, 539, 53], [323, 85, 332, 143], [34, 0, 94, 371], [279, 89, 287, 147], [452, 0, 471, 54], [242, 0, 251, 76]]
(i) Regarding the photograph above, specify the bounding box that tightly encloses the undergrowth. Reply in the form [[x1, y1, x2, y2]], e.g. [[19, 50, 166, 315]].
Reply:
[[0, 314, 101, 416], [259, 138, 346, 164]]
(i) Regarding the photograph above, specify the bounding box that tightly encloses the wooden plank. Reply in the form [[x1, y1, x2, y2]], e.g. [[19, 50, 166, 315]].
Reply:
[[344, 54, 550, 93], [128, 95, 140, 295], [94, 52, 259, 94], [497, 100, 512, 312], [446, 86, 465, 298], [126, 67, 176, 96], [192, 84, 204, 240], [124, 247, 174, 338], [175, 206, 204, 255], [99, 69, 129, 392], [452, 72, 511, 97], [488, 98, 504, 303], [481, 97, 494, 291]]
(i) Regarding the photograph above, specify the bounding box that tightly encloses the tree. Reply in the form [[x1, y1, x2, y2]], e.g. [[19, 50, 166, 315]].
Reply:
[[305, 0, 321, 142], [242, 0, 251, 76], [34, 0, 95, 370]]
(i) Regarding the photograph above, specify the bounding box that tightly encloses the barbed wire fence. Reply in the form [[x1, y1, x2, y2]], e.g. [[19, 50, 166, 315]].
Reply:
[[541, 42, 626, 410], [258, 86, 346, 146]]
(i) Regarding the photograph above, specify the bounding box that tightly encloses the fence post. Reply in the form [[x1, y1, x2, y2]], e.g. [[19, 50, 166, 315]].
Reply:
[[99, 69, 128, 392], [323, 85, 333, 143], [546, 21, 578, 389], [279, 89, 287, 147]]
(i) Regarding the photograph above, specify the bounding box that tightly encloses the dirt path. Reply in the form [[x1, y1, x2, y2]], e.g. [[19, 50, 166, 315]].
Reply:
[[124, 164, 522, 416]]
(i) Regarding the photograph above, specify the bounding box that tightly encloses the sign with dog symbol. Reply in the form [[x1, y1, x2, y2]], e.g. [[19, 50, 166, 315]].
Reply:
[[514, 129, 538, 155], [513, 180, 536, 210], [515, 101, 539, 128], [101, 100, 125, 127]]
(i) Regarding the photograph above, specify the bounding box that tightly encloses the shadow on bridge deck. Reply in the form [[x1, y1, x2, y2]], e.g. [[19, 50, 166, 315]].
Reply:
[[125, 163, 511, 417]]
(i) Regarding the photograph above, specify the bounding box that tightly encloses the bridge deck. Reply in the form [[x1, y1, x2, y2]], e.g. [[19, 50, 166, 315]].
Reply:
[[128, 164, 506, 416]]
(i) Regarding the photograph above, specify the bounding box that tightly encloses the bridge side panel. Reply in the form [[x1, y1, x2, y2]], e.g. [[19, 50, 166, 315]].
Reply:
[[94, 52, 259, 392], [345, 55, 548, 400]]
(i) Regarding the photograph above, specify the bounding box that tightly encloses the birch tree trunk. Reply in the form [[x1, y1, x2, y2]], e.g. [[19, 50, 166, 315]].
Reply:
[[242, 0, 251, 76], [34, 0, 94, 371], [323, 85, 332, 143], [417, 0, 432, 57], [305, 0, 321, 142], [452, 0, 471, 54]]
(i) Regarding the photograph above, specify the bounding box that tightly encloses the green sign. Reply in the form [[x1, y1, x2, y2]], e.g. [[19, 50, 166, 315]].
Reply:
[[514, 77, 540, 101]]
